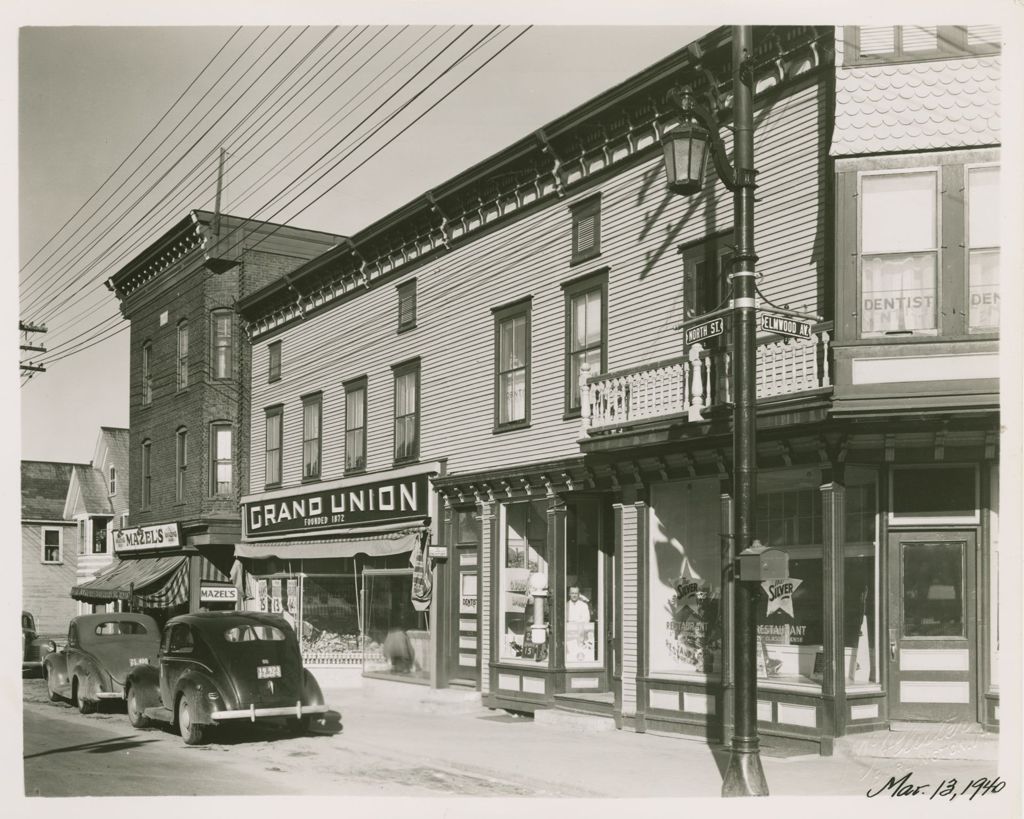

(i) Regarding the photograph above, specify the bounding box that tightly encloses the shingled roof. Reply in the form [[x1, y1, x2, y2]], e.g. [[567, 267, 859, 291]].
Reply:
[[70, 464, 113, 515], [21, 461, 79, 520]]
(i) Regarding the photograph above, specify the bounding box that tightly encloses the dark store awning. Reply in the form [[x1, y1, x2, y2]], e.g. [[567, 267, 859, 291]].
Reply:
[[235, 525, 425, 561], [71, 554, 187, 605]]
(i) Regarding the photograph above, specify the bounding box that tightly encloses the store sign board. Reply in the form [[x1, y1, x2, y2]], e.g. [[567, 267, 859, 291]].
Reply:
[[760, 312, 812, 340], [200, 585, 239, 603], [113, 523, 182, 553], [762, 577, 802, 618], [684, 318, 724, 346], [245, 473, 430, 538], [428, 546, 448, 560]]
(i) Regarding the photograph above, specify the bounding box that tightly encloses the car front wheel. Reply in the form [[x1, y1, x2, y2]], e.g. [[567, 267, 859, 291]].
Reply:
[[178, 692, 206, 745], [126, 687, 150, 729], [44, 668, 60, 702]]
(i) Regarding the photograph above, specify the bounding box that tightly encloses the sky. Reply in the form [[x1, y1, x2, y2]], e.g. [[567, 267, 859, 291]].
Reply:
[[16, 18, 720, 464]]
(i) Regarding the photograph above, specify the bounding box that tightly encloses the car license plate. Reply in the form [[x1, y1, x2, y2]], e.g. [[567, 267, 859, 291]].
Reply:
[[129, 658, 148, 666], [257, 665, 281, 680]]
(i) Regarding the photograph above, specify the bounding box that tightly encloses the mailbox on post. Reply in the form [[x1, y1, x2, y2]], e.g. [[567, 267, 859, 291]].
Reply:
[[737, 540, 789, 581]]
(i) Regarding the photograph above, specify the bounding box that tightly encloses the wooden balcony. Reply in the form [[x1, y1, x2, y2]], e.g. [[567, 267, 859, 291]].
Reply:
[[579, 324, 833, 437]]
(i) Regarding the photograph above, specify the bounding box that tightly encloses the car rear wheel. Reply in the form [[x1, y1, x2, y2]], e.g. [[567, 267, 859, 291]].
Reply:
[[74, 678, 96, 715], [126, 687, 150, 729], [178, 693, 206, 745]]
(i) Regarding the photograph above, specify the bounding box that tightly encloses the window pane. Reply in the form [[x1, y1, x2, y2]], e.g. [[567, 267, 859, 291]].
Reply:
[[499, 370, 526, 424], [500, 501, 550, 663], [216, 463, 232, 490], [304, 400, 320, 439], [572, 294, 588, 349], [216, 427, 231, 458], [861, 252, 937, 333], [902, 542, 965, 637], [969, 166, 999, 248], [584, 290, 602, 345], [892, 466, 975, 518], [969, 249, 1000, 331], [862, 172, 936, 253], [397, 372, 416, 416]]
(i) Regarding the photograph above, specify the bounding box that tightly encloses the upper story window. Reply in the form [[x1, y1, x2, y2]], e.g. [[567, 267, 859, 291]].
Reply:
[[92, 521, 108, 555], [211, 423, 233, 496], [302, 393, 322, 481], [78, 520, 87, 555], [393, 359, 420, 464], [845, 25, 1000, 66], [268, 340, 282, 383], [141, 440, 152, 510], [844, 154, 1000, 341], [570, 195, 601, 265], [265, 406, 283, 488], [175, 428, 188, 503], [345, 377, 367, 473], [141, 341, 153, 406], [108, 466, 116, 496], [397, 279, 417, 332], [563, 270, 608, 413], [176, 320, 189, 391], [211, 310, 232, 380], [681, 232, 732, 321], [493, 297, 531, 430], [41, 527, 62, 564]]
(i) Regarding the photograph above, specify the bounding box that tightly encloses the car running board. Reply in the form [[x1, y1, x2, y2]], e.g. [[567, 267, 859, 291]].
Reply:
[[143, 706, 174, 723]]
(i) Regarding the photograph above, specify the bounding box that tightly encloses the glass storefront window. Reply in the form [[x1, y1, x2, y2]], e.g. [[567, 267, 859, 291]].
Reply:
[[755, 469, 823, 688], [565, 498, 603, 666], [648, 478, 723, 677], [301, 574, 362, 665], [363, 569, 430, 681], [845, 469, 879, 690], [499, 500, 550, 664]]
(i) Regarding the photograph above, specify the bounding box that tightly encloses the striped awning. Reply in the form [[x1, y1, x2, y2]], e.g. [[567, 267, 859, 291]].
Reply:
[[71, 555, 187, 605], [234, 526, 425, 561]]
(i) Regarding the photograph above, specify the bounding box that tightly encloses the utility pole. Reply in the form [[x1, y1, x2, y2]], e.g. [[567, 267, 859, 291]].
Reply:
[[20, 321, 48, 376]]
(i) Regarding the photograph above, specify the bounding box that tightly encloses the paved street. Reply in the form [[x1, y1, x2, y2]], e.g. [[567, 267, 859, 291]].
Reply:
[[21, 677, 1011, 803]]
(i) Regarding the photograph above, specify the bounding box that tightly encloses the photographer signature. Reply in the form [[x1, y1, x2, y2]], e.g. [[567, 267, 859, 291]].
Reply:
[[867, 772, 1006, 800]]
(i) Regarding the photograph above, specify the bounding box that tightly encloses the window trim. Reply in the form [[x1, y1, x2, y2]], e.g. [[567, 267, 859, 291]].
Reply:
[[562, 268, 609, 418], [268, 340, 282, 383], [344, 376, 368, 475], [141, 439, 152, 510], [264, 405, 283, 489], [176, 320, 189, 392], [492, 296, 532, 432], [392, 358, 421, 466], [888, 463, 980, 526], [210, 421, 233, 498], [964, 161, 1000, 335], [141, 341, 153, 406], [301, 392, 323, 483], [843, 25, 1000, 67], [570, 194, 602, 265], [109, 465, 116, 496], [211, 309, 233, 381], [835, 149, 1000, 345], [397, 278, 417, 333], [41, 526, 63, 564], [175, 427, 188, 504], [679, 229, 734, 322]]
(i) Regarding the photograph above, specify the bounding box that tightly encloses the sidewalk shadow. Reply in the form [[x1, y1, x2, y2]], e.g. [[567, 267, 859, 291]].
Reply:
[[25, 735, 160, 760]]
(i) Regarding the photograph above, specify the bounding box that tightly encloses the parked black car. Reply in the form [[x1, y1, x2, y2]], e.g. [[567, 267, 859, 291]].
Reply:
[[125, 611, 330, 745], [23, 611, 60, 674]]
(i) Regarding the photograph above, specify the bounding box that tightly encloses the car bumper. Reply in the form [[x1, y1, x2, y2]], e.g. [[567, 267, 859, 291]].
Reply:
[[96, 692, 124, 699], [211, 702, 330, 722]]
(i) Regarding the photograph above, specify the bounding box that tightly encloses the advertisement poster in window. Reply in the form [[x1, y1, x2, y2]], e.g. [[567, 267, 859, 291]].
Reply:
[[459, 573, 478, 615]]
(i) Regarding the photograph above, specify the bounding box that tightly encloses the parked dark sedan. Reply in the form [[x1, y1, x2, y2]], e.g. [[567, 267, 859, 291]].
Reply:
[[125, 611, 330, 745], [43, 613, 161, 713], [22, 611, 58, 672]]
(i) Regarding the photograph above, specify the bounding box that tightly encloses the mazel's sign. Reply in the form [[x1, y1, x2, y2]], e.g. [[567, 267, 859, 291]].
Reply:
[[245, 472, 430, 538], [113, 523, 182, 553]]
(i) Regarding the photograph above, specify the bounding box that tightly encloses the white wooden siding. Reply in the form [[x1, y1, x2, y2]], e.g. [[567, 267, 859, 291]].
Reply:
[[248, 80, 826, 488]]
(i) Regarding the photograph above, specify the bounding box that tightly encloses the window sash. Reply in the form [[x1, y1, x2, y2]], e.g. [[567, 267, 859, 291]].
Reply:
[[176, 432, 187, 502], [265, 411, 282, 486], [268, 342, 281, 382], [42, 528, 62, 562], [142, 345, 152, 405], [142, 444, 152, 508], [177, 323, 189, 390], [967, 165, 1000, 333], [345, 386, 366, 471], [212, 425, 233, 495], [497, 313, 528, 425], [398, 283, 417, 329], [394, 369, 419, 461], [303, 397, 321, 479], [213, 313, 232, 379]]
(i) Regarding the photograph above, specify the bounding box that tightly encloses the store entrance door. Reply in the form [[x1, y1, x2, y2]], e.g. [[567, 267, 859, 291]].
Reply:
[[887, 531, 976, 722], [446, 508, 481, 686]]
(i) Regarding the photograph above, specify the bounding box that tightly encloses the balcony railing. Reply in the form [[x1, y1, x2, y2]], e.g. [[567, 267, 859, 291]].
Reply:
[[580, 324, 832, 436]]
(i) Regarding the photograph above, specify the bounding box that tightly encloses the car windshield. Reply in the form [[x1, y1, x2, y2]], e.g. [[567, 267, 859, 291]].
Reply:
[[22, 614, 34, 630], [95, 621, 149, 636], [224, 625, 286, 642]]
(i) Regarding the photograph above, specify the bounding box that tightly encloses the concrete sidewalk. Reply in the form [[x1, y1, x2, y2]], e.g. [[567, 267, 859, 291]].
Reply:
[[321, 684, 1004, 798]]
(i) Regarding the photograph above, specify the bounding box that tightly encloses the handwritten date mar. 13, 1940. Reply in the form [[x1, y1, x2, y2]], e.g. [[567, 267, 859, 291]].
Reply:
[[866, 772, 1006, 800]]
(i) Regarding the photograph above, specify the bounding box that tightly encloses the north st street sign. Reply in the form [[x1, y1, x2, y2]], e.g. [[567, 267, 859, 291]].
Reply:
[[684, 317, 725, 346], [244, 472, 430, 538]]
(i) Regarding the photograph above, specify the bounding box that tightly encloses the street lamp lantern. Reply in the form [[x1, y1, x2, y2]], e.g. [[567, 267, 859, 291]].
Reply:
[[661, 115, 709, 196]]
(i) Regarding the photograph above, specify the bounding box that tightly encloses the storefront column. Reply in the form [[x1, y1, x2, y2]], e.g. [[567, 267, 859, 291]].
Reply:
[[820, 466, 846, 742], [614, 490, 644, 729], [479, 500, 496, 698], [719, 478, 735, 742], [188, 553, 202, 613], [546, 495, 567, 667]]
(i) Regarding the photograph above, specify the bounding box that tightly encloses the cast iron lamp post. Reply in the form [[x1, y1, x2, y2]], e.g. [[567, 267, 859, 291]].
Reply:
[[661, 25, 768, 797]]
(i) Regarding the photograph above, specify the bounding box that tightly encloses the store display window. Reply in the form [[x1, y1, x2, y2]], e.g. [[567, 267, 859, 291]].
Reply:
[[363, 568, 431, 681], [844, 468, 880, 690], [565, 498, 604, 667], [498, 500, 550, 664], [648, 478, 723, 677]]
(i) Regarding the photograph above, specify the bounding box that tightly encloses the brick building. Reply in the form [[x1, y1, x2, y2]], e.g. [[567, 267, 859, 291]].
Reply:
[[72, 210, 343, 622], [22, 461, 81, 635]]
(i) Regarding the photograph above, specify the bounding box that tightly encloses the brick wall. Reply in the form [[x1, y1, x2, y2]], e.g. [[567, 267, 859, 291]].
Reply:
[[22, 522, 79, 635]]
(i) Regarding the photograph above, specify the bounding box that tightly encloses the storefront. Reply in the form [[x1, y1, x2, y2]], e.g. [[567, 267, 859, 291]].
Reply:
[[71, 522, 237, 628], [235, 465, 439, 687]]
